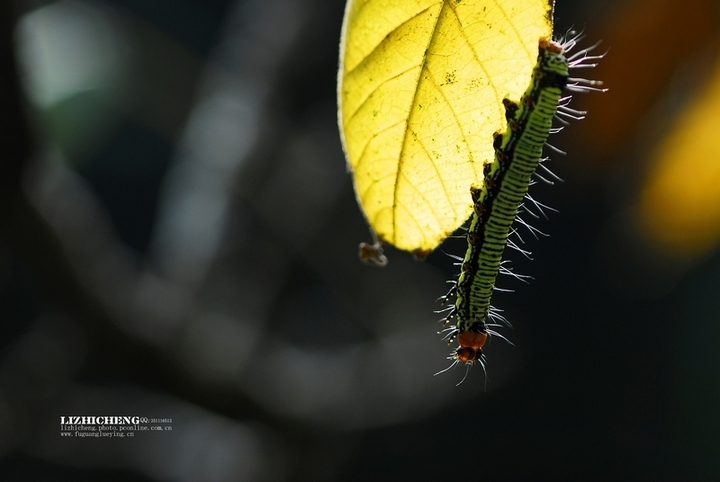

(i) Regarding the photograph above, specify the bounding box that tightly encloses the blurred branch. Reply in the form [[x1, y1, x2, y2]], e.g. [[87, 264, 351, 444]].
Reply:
[[0, 0, 317, 444]]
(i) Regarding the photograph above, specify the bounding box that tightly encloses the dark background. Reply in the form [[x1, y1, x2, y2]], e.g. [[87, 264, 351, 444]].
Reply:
[[1, 0, 720, 480]]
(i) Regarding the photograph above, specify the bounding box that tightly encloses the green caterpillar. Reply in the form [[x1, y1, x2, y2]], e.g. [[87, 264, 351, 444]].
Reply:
[[438, 36, 602, 373]]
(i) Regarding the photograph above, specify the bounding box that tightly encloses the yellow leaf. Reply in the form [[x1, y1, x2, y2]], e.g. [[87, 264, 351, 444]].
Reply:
[[637, 50, 720, 257], [338, 0, 554, 257]]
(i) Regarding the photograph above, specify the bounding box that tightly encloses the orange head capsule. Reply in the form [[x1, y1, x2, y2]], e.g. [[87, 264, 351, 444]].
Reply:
[[453, 330, 487, 363], [457, 330, 488, 351], [454, 346, 482, 363]]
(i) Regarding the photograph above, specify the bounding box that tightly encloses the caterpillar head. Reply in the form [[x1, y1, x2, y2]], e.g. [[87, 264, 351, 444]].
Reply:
[[454, 330, 488, 363], [454, 346, 482, 363]]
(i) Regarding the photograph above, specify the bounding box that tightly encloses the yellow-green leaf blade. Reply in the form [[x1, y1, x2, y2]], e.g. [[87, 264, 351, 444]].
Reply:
[[338, 0, 554, 256]]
